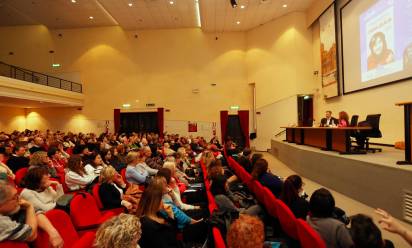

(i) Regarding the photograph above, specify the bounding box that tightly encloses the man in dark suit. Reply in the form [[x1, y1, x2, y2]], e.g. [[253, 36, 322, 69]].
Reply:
[[320, 110, 338, 127], [7, 145, 30, 173]]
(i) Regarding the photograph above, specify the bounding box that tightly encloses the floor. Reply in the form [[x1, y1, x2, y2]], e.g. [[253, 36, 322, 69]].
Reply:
[[263, 152, 412, 248]]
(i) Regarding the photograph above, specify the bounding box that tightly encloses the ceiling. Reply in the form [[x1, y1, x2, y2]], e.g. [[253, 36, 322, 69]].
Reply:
[[0, 0, 314, 32], [0, 95, 77, 108]]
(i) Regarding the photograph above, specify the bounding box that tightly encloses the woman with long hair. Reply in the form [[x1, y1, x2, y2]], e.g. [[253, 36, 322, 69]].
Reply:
[[338, 111, 350, 127], [280, 175, 309, 219], [65, 155, 97, 191], [251, 158, 283, 198]]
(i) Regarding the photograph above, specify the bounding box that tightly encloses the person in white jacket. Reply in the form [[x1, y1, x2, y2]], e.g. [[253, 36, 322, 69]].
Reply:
[[65, 155, 97, 191], [20, 167, 64, 212]]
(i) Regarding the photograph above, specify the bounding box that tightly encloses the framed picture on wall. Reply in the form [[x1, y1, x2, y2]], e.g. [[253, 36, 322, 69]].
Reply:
[[188, 121, 197, 132], [319, 3, 340, 98]]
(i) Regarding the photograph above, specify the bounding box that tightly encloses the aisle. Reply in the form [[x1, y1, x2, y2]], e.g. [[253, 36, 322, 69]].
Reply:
[[263, 152, 412, 248]]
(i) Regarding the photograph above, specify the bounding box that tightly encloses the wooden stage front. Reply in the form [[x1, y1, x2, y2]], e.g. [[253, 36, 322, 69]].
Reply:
[[270, 138, 412, 222]]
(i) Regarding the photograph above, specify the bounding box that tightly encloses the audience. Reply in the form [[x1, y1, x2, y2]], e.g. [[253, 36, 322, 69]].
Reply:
[[251, 158, 283, 198], [237, 147, 252, 173], [125, 151, 149, 185], [376, 208, 412, 246], [65, 155, 97, 191], [250, 153, 263, 173], [6, 145, 30, 173], [0, 151, 14, 180], [227, 215, 265, 248], [20, 167, 64, 212], [307, 188, 353, 248], [350, 214, 394, 248], [280, 174, 309, 219], [29, 151, 58, 178], [95, 213, 142, 248], [83, 153, 106, 176]]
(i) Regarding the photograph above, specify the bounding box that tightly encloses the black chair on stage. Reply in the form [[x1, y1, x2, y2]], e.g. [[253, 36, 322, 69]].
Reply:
[[350, 115, 359, 127], [356, 114, 383, 153]]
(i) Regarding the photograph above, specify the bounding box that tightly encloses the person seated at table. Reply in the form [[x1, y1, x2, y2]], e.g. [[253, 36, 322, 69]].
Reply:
[[320, 111, 338, 127], [338, 111, 350, 127]]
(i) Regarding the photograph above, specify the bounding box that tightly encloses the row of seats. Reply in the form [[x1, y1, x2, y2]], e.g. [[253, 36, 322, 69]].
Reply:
[[225, 153, 327, 248], [200, 159, 226, 248]]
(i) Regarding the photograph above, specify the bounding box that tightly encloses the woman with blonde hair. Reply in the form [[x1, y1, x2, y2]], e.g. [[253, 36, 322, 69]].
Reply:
[[125, 151, 149, 185], [95, 214, 142, 248], [29, 151, 58, 178]]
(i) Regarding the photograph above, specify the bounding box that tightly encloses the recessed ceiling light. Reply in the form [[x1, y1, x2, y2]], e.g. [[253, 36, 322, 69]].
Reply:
[[236, 21, 240, 24], [282, 4, 287, 8], [89, 16, 94, 20], [71, 0, 76, 3], [122, 103, 131, 108], [240, 5, 245, 9], [169, 1, 174, 4], [128, 3, 133, 6]]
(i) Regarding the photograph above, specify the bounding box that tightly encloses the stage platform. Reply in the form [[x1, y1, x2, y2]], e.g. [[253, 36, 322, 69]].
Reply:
[[270, 138, 412, 222]]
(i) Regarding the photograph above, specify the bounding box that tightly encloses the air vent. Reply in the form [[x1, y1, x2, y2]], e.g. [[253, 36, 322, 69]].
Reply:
[[403, 190, 412, 223], [146, 103, 155, 107]]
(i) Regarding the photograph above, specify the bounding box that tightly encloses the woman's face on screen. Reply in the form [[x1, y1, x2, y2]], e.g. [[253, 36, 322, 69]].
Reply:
[[373, 37, 384, 55]]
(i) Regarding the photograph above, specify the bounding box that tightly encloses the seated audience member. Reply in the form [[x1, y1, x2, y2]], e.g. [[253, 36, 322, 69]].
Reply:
[[136, 178, 179, 248], [47, 147, 65, 175], [250, 153, 263, 173], [176, 147, 192, 171], [83, 153, 106, 176], [207, 160, 237, 185], [338, 111, 350, 127], [210, 175, 261, 216], [163, 143, 175, 156], [108, 146, 125, 172], [125, 151, 149, 185], [65, 155, 97, 191], [307, 188, 353, 248], [0, 181, 63, 248], [144, 146, 163, 170], [6, 145, 30, 173], [376, 208, 412, 246], [237, 148, 252, 173], [350, 214, 394, 248], [163, 160, 191, 188], [20, 167, 64, 212], [280, 175, 309, 219], [251, 159, 283, 198], [95, 213, 142, 248], [227, 215, 264, 248], [29, 137, 46, 154], [320, 110, 338, 127], [0, 151, 14, 180], [157, 168, 199, 211], [139, 148, 159, 176], [98, 166, 135, 211], [99, 149, 112, 167], [29, 151, 58, 178]]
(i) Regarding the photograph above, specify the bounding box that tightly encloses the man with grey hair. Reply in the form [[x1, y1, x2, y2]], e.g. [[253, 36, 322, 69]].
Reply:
[[0, 181, 63, 247]]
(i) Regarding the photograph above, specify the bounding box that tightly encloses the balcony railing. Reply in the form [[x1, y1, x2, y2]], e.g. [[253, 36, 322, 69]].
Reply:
[[0, 61, 82, 93]]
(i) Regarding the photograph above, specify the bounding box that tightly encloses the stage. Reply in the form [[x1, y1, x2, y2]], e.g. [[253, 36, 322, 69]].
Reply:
[[270, 138, 412, 222]]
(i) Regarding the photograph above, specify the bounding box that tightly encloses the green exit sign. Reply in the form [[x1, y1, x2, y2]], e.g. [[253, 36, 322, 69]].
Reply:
[[52, 63, 61, 68], [230, 105, 240, 110]]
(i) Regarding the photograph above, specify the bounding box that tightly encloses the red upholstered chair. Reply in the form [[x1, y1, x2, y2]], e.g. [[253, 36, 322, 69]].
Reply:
[[207, 191, 217, 214], [0, 241, 29, 248], [91, 184, 124, 215], [296, 219, 327, 248], [15, 168, 28, 186], [262, 187, 278, 218], [70, 193, 116, 230], [33, 209, 79, 248], [72, 232, 96, 248], [213, 227, 226, 248], [275, 199, 298, 239], [120, 168, 129, 187]]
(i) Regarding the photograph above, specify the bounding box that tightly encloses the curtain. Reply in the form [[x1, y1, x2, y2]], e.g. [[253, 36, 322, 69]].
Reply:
[[157, 108, 164, 138], [220, 111, 229, 144], [238, 110, 250, 147], [114, 109, 120, 134]]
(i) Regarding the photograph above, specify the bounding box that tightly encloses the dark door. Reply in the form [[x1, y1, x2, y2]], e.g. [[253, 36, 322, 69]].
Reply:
[[226, 115, 245, 149], [120, 112, 158, 134], [298, 95, 314, 127]]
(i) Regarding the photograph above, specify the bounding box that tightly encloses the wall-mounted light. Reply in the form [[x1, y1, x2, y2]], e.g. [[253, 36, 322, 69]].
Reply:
[[122, 103, 131, 108]]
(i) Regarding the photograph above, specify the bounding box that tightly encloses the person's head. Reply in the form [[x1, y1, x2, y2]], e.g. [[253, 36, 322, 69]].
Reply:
[[163, 161, 176, 177], [13, 145, 26, 157], [227, 215, 264, 248], [84, 153, 103, 168], [207, 160, 224, 180], [100, 149, 112, 162], [29, 151, 49, 167], [0, 181, 21, 216], [309, 188, 335, 218], [242, 147, 252, 158], [67, 155, 85, 175], [325, 110, 332, 119], [47, 147, 60, 160], [99, 166, 117, 184], [156, 168, 172, 185], [34, 137, 44, 146], [22, 167, 51, 191], [350, 214, 384, 248], [136, 177, 165, 217], [250, 153, 263, 167], [251, 158, 268, 179], [280, 175, 304, 205], [370, 32, 388, 56], [143, 146, 152, 158], [339, 111, 349, 122], [95, 214, 142, 248], [210, 174, 228, 196]]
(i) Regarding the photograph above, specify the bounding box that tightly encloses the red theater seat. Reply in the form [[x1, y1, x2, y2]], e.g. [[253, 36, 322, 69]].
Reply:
[[213, 227, 226, 248], [275, 199, 298, 239], [72, 232, 96, 248], [70, 193, 115, 230], [296, 219, 327, 248], [15, 168, 28, 186], [0, 241, 29, 248], [91, 184, 124, 215]]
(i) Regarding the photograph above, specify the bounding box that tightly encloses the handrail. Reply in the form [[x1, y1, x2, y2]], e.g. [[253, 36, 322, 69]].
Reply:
[[0, 61, 82, 93]]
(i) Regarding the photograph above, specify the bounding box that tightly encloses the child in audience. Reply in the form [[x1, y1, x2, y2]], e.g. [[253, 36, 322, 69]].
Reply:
[[20, 167, 64, 212], [307, 188, 353, 248], [95, 214, 142, 248], [280, 175, 309, 219]]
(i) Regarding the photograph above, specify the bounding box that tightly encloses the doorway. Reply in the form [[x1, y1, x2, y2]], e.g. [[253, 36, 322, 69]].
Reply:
[[119, 112, 158, 134], [226, 115, 245, 149], [297, 95, 314, 127]]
